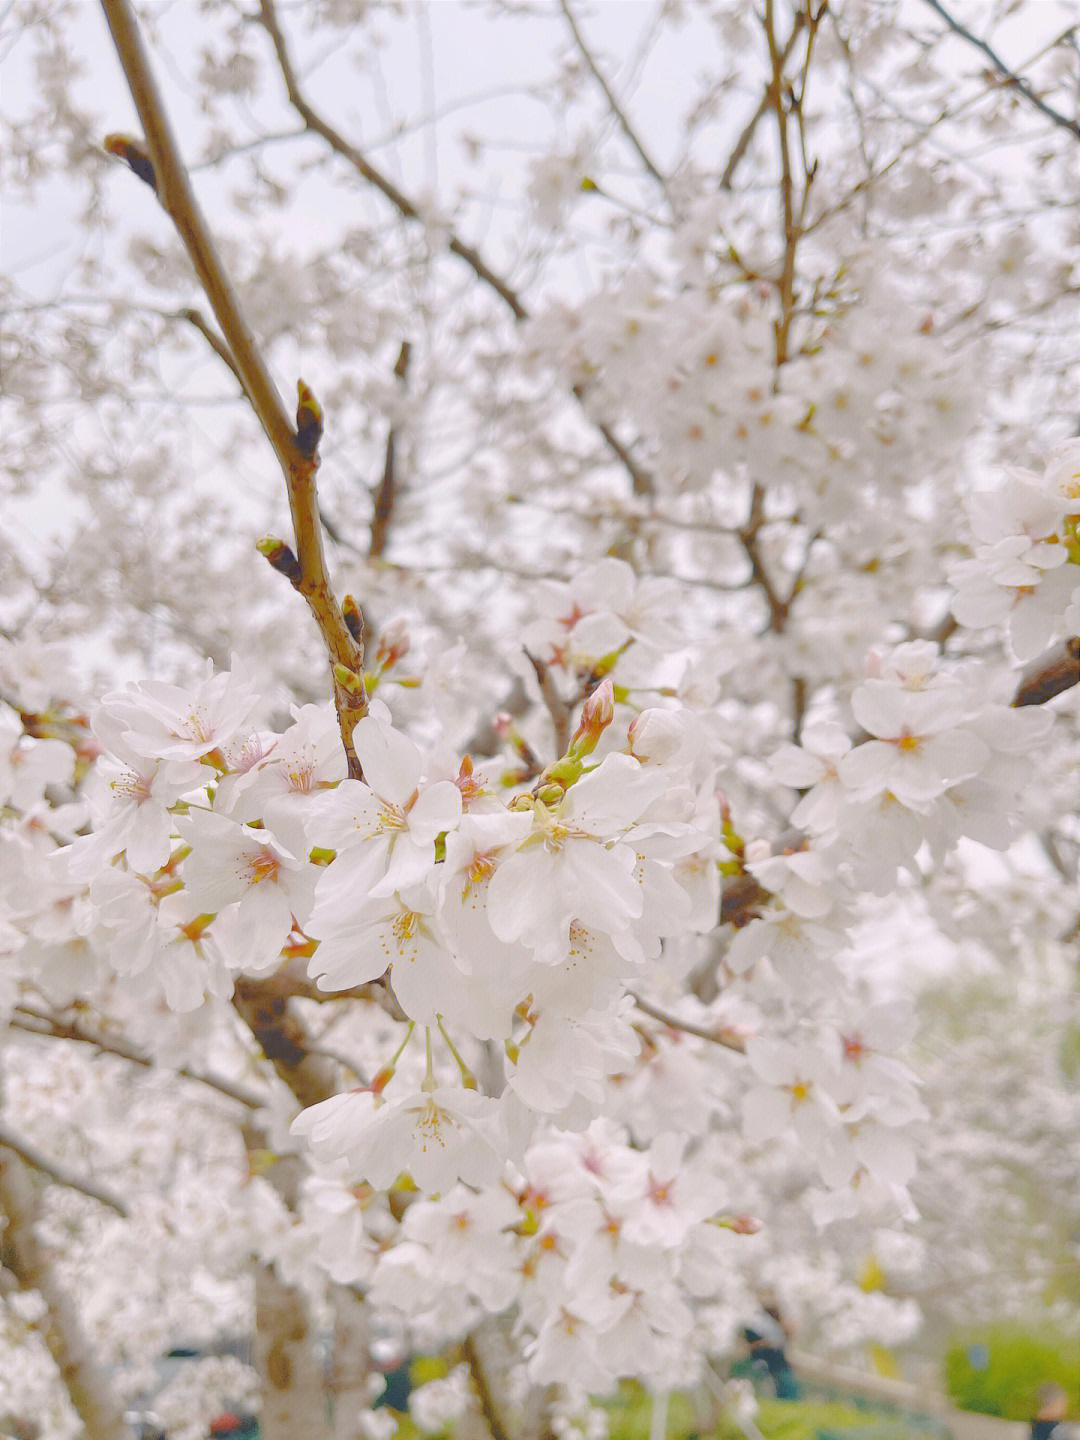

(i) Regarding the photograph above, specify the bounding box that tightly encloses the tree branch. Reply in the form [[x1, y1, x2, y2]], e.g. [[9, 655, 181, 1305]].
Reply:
[[369, 341, 411, 560], [721, 11, 806, 190], [460, 1332, 513, 1440], [524, 649, 572, 759], [99, 0, 368, 776], [629, 992, 748, 1054], [254, 0, 654, 497], [0, 1121, 129, 1217], [9, 1005, 266, 1110], [921, 0, 1080, 141], [557, 0, 670, 200]]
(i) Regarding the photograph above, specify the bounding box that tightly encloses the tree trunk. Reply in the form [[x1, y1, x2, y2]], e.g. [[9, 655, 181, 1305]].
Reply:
[[253, 1260, 333, 1440], [329, 1284, 373, 1440], [0, 1146, 135, 1440]]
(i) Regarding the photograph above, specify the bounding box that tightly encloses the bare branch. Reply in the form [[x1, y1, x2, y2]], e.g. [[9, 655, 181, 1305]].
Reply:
[[460, 1333, 514, 1440], [921, 0, 1080, 141], [629, 992, 748, 1054], [369, 341, 412, 560], [721, 11, 807, 190], [738, 483, 791, 631], [0, 1120, 129, 1217], [99, 0, 369, 776], [557, 0, 670, 200], [524, 649, 572, 758], [9, 1005, 265, 1110], [173, 305, 245, 389], [256, 0, 527, 319], [232, 975, 343, 1110], [254, 0, 654, 497]]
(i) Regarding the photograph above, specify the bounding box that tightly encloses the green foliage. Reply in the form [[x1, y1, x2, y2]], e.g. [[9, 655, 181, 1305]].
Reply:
[[943, 1322, 1080, 1420], [754, 1399, 938, 1439], [602, 1385, 928, 1440]]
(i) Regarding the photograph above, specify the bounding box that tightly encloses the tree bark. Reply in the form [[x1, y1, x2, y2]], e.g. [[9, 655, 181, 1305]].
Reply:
[[253, 1259, 333, 1440], [0, 1147, 135, 1440], [329, 1284, 373, 1440]]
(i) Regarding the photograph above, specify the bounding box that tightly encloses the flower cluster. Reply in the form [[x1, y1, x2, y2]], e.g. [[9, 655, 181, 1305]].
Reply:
[[0, 484, 1064, 1399], [951, 439, 1080, 658]]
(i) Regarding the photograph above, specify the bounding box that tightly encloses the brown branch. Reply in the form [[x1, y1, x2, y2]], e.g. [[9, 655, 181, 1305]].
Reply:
[[721, 11, 807, 190], [232, 975, 342, 1110], [720, 871, 771, 928], [1012, 635, 1080, 707], [99, 0, 368, 777], [255, 0, 653, 498], [921, 0, 1080, 141], [524, 649, 572, 758], [256, 0, 526, 319], [9, 1005, 265, 1109], [0, 1121, 129, 1217], [557, 0, 670, 199], [369, 340, 411, 560], [766, 0, 797, 367], [174, 305, 245, 389], [629, 992, 748, 1054], [738, 483, 790, 631]]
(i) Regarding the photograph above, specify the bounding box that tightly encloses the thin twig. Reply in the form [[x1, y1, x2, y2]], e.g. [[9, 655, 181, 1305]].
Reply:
[[369, 340, 411, 559], [173, 305, 244, 389], [9, 1005, 265, 1109], [255, 0, 654, 497], [921, 0, 1080, 141], [99, 0, 368, 777], [256, 0, 526, 318], [738, 483, 790, 631], [524, 649, 572, 758], [721, 12, 806, 189], [629, 992, 748, 1054], [0, 1120, 130, 1216], [460, 1333, 513, 1440], [558, 0, 671, 201]]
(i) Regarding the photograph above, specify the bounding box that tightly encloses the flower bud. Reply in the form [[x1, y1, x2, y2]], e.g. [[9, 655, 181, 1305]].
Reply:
[[375, 617, 411, 667], [295, 379, 324, 458], [255, 536, 302, 585], [569, 677, 614, 757], [333, 663, 365, 696]]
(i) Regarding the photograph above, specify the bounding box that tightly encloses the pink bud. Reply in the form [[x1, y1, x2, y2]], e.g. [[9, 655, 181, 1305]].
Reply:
[[580, 677, 614, 732], [569, 679, 615, 757], [375, 617, 411, 667]]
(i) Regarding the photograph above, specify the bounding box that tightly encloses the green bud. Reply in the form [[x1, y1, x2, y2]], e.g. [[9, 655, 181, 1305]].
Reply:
[[332, 663, 364, 696]]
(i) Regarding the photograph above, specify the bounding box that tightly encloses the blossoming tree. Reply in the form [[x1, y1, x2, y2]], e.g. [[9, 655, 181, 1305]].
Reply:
[[2, 0, 1078, 1437]]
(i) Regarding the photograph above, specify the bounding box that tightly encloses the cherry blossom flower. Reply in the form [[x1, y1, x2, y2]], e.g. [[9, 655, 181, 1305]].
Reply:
[[177, 808, 316, 971], [293, 1084, 507, 1192], [99, 657, 259, 762], [304, 705, 461, 896], [1, 713, 74, 815], [840, 679, 989, 805]]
